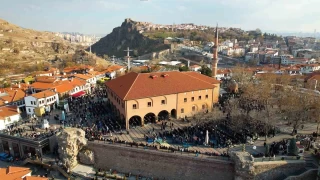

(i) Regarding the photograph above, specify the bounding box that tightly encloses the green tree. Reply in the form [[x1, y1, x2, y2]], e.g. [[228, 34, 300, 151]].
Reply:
[[199, 65, 212, 77], [179, 66, 189, 72], [288, 138, 298, 156]]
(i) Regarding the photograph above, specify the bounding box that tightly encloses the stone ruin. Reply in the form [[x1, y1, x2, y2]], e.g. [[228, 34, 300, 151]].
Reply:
[[56, 128, 93, 169], [78, 147, 95, 165], [230, 151, 255, 180]]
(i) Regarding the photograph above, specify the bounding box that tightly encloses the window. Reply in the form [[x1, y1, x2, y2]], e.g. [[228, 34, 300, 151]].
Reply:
[[202, 104, 206, 109], [161, 100, 166, 105], [133, 104, 137, 109], [191, 97, 194, 102], [198, 96, 202, 100], [147, 102, 152, 107], [28, 108, 31, 112], [184, 98, 187, 102], [31, 101, 33, 105], [205, 95, 208, 99], [181, 108, 184, 113], [192, 106, 196, 111]]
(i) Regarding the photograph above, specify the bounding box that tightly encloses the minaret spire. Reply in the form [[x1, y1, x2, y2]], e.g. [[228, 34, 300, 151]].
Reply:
[[212, 24, 219, 78]]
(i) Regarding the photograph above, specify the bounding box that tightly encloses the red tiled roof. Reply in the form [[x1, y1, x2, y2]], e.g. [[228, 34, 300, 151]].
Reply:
[[0, 88, 26, 106], [106, 71, 218, 100], [24, 176, 48, 180], [0, 166, 48, 180], [73, 74, 95, 80], [0, 166, 31, 180], [0, 106, 19, 119], [182, 71, 221, 84], [30, 90, 56, 99]]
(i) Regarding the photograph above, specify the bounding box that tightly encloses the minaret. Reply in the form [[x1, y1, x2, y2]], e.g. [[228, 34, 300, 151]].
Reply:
[[212, 24, 219, 78]]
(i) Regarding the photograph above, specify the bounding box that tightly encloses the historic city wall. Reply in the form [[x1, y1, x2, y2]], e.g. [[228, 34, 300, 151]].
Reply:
[[284, 169, 318, 180], [253, 161, 306, 180], [88, 142, 235, 180]]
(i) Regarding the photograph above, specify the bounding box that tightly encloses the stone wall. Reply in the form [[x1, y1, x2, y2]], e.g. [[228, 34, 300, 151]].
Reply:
[[254, 161, 306, 180], [88, 142, 234, 180], [284, 169, 317, 180]]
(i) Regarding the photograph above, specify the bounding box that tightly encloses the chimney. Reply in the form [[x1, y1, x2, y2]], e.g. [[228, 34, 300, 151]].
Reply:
[[150, 75, 158, 79]]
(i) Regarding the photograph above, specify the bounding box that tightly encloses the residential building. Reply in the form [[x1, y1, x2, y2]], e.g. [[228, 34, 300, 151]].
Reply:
[[190, 65, 201, 71], [300, 64, 320, 74], [87, 71, 106, 80], [106, 71, 220, 130], [24, 90, 59, 116], [29, 78, 89, 98], [0, 106, 21, 130], [0, 166, 48, 180], [222, 48, 245, 56], [73, 74, 96, 91], [216, 69, 232, 80], [0, 88, 26, 112], [103, 65, 125, 79], [250, 46, 259, 53], [281, 57, 316, 65]]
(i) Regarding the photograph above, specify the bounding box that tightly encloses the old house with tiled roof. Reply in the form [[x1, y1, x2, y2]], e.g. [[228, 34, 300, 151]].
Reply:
[[24, 90, 59, 116], [0, 106, 21, 130], [0, 166, 48, 180], [30, 78, 89, 99], [102, 65, 125, 79], [106, 71, 220, 129], [0, 88, 26, 112]]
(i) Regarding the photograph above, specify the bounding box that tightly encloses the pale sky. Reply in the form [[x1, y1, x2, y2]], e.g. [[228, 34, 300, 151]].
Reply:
[[0, 0, 319, 34]]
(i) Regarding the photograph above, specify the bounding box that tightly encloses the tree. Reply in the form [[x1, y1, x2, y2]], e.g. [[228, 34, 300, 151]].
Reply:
[[280, 89, 313, 135], [199, 65, 212, 77], [248, 58, 259, 66], [230, 64, 253, 87], [288, 138, 298, 156], [179, 66, 189, 72]]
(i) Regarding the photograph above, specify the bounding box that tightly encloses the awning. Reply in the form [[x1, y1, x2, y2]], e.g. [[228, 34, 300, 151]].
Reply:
[[71, 91, 86, 98]]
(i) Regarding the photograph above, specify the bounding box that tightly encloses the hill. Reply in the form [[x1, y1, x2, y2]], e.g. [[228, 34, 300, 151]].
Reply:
[[0, 18, 110, 76], [91, 19, 283, 58], [90, 18, 170, 58]]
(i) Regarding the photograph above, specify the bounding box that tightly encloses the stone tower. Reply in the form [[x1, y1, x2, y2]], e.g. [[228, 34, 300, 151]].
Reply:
[[212, 24, 219, 78]]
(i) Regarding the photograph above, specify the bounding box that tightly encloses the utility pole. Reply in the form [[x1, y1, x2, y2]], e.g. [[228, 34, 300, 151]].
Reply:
[[124, 47, 133, 70], [111, 55, 116, 64]]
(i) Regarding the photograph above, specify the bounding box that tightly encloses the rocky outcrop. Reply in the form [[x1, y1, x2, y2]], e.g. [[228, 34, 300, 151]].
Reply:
[[56, 128, 87, 169], [90, 18, 170, 57], [230, 151, 255, 180], [78, 148, 95, 165]]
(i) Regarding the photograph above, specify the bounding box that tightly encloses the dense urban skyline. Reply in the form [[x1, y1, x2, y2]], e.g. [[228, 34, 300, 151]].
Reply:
[[0, 0, 319, 34]]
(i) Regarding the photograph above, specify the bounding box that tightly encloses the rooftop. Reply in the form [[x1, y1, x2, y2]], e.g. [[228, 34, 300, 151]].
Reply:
[[106, 71, 219, 100], [73, 74, 95, 80], [0, 166, 30, 180], [0, 166, 47, 180], [30, 90, 56, 99]]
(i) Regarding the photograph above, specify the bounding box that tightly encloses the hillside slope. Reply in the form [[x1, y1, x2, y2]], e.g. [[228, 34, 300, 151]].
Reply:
[[91, 18, 170, 57], [0, 18, 77, 65]]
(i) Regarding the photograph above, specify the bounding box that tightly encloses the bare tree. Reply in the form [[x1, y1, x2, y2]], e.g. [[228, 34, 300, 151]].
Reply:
[[280, 90, 313, 135]]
